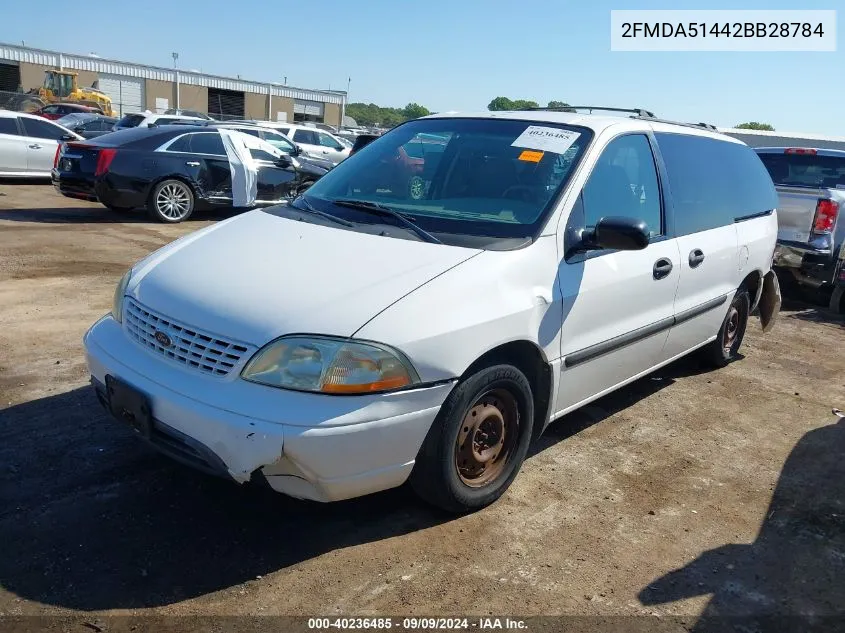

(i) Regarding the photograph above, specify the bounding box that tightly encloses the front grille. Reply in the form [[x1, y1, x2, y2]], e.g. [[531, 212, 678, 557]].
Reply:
[[124, 298, 255, 377]]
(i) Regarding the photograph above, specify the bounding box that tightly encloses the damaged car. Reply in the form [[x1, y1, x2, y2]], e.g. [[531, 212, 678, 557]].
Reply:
[[52, 125, 329, 221], [84, 108, 782, 512]]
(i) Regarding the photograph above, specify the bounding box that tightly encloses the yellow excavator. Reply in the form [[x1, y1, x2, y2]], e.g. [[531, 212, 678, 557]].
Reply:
[[6, 69, 117, 117]]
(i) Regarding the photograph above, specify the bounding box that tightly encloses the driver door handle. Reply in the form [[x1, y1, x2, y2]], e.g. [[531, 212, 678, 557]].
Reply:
[[186, 161, 200, 167], [689, 248, 705, 268], [28, 144, 42, 149], [653, 258, 673, 280]]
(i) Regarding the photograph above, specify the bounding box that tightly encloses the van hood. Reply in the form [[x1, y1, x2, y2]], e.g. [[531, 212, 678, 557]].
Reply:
[[128, 210, 480, 346]]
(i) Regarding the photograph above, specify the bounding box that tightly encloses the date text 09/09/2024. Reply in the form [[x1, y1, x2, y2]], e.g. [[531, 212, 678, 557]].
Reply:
[[307, 617, 528, 630], [621, 22, 825, 39]]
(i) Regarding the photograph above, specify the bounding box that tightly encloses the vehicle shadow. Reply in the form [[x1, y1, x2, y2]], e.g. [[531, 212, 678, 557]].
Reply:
[[532, 352, 713, 455], [0, 386, 450, 610], [638, 413, 845, 629], [0, 207, 237, 225]]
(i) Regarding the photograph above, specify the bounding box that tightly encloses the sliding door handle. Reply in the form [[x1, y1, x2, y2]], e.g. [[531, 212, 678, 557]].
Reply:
[[689, 249, 705, 268]]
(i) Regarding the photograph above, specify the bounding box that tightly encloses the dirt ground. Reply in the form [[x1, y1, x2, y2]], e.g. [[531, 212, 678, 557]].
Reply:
[[1, 183, 843, 625]]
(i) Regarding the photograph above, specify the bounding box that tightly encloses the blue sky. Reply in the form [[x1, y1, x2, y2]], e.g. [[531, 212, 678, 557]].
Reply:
[[4, 0, 842, 134]]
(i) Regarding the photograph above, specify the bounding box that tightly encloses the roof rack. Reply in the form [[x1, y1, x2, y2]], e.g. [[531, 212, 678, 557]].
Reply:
[[529, 105, 657, 118], [636, 115, 719, 132]]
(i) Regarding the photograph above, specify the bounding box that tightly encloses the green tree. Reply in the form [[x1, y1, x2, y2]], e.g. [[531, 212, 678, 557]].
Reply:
[[487, 96, 515, 111], [512, 99, 539, 110], [547, 100, 570, 109], [402, 102, 430, 119], [735, 122, 775, 131]]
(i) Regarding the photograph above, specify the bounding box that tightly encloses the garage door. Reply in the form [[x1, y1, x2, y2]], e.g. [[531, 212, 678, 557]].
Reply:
[[97, 74, 145, 117], [0, 62, 21, 92]]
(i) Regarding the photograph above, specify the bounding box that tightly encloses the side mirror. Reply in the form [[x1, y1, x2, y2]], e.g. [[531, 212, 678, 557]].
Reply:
[[581, 216, 650, 251], [293, 145, 302, 156], [275, 155, 293, 168]]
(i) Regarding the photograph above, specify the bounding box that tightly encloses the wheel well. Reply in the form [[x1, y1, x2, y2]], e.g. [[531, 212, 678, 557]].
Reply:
[[739, 270, 763, 311], [461, 341, 553, 442], [148, 175, 198, 203]]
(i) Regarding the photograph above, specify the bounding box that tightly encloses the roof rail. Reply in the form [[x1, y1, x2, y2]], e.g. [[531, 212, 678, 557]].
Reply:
[[529, 105, 656, 118], [637, 115, 719, 132]]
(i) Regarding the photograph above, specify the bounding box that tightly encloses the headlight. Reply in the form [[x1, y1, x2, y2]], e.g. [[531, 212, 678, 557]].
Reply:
[[242, 335, 420, 394], [112, 269, 132, 323]]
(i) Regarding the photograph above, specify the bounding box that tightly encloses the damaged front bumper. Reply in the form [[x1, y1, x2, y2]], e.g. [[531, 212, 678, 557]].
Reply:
[[84, 316, 454, 502]]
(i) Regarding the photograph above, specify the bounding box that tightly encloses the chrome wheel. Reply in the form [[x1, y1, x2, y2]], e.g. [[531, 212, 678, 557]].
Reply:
[[156, 182, 191, 221], [455, 388, 520, 488]]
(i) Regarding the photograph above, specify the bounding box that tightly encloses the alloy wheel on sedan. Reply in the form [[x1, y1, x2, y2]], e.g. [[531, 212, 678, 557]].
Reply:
[[148, 179, 195, 223]]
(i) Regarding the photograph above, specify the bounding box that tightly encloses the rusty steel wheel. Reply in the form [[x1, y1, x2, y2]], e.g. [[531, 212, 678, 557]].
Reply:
[[454, 389, 520, 488], [701, 289, 749, 368], [722, 305, 741, 354], [410, 364, 535, 513]]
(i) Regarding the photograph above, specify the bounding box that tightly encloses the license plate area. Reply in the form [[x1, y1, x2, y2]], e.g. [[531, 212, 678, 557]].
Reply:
[[106, 375, 152, 438]]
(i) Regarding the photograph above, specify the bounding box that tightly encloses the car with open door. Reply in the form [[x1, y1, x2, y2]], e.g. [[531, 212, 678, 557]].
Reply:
[[51, 125, 328, 222], [82, 107, 782, 513], [0, 110, 82, 178]]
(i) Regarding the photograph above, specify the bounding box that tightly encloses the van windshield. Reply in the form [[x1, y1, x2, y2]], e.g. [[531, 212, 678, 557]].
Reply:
[[301, 118, 592, 248], [758, 152, 845, 188]]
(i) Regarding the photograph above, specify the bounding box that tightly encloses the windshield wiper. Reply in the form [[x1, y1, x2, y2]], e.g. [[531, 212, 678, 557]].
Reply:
[[290, 196, 355, 227], [332, 199, 442, 244]]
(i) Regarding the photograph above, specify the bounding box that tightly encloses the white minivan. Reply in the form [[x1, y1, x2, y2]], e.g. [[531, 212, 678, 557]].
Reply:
[[84, 108, 782, 513]]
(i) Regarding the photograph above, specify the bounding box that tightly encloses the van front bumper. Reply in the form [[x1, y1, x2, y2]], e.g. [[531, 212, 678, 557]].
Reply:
[[84, 316, 455, 502]]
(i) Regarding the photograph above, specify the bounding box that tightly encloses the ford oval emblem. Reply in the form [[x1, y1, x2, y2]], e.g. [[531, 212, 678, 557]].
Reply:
[[154, 330, 173, 348]]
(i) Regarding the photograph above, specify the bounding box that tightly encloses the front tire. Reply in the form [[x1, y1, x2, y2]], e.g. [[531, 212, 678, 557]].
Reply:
[[410, 364, 534, 514], [147, 179, 194, 223], [700, 289, 750, 368]]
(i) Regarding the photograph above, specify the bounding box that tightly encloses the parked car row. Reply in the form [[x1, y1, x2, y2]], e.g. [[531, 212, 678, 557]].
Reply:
[[52, 124, 330, 222]]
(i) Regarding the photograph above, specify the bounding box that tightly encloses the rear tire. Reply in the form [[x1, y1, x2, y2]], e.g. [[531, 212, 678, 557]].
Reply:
[[830, 285, 845, 316], [410, 364, 534, 514], [146, 179, 194, 223], [700, 289, 750, 368]]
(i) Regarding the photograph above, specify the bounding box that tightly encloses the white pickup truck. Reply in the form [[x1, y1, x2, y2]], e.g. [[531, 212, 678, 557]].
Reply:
[[755, 147, 845, 304]]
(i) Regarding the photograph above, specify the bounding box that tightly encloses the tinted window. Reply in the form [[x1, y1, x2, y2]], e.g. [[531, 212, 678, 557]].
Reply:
[[167, 135, 192, 152], [250, 149, 278, 162], [43, 105, 61, 114], [293, 129, 317, 145], [237, 127, 261, 137], [188, 133, 225, 156], [317, 132, 342, 149], [582, 134, 662, 237], [20, 117, 65, 140], [0, 117, 18, 135], [758, 152, 845, 189], [117, 114, 145, 128], [655, 133, 778, 235], [277, 127, 290, 136]]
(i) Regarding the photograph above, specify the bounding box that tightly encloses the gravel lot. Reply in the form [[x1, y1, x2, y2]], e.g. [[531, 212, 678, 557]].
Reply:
[[1, 183, 843, 624]]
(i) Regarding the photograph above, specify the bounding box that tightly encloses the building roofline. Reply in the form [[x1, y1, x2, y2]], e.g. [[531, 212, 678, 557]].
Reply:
[[0, 42, 344, 104]]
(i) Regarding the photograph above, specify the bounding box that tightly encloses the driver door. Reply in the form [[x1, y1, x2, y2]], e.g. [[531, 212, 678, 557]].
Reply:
[[553, 133, 680, 416], [250, 147, 298, 202]]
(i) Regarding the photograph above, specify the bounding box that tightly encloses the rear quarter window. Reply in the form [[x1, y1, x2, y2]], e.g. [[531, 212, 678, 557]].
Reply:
[[655, 133, 778, 235], [117, 114, 145, 128], [0, 117, 18, 135]]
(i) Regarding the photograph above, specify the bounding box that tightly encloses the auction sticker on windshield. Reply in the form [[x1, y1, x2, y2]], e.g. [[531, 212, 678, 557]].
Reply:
[[512, 126, 581, 154]]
